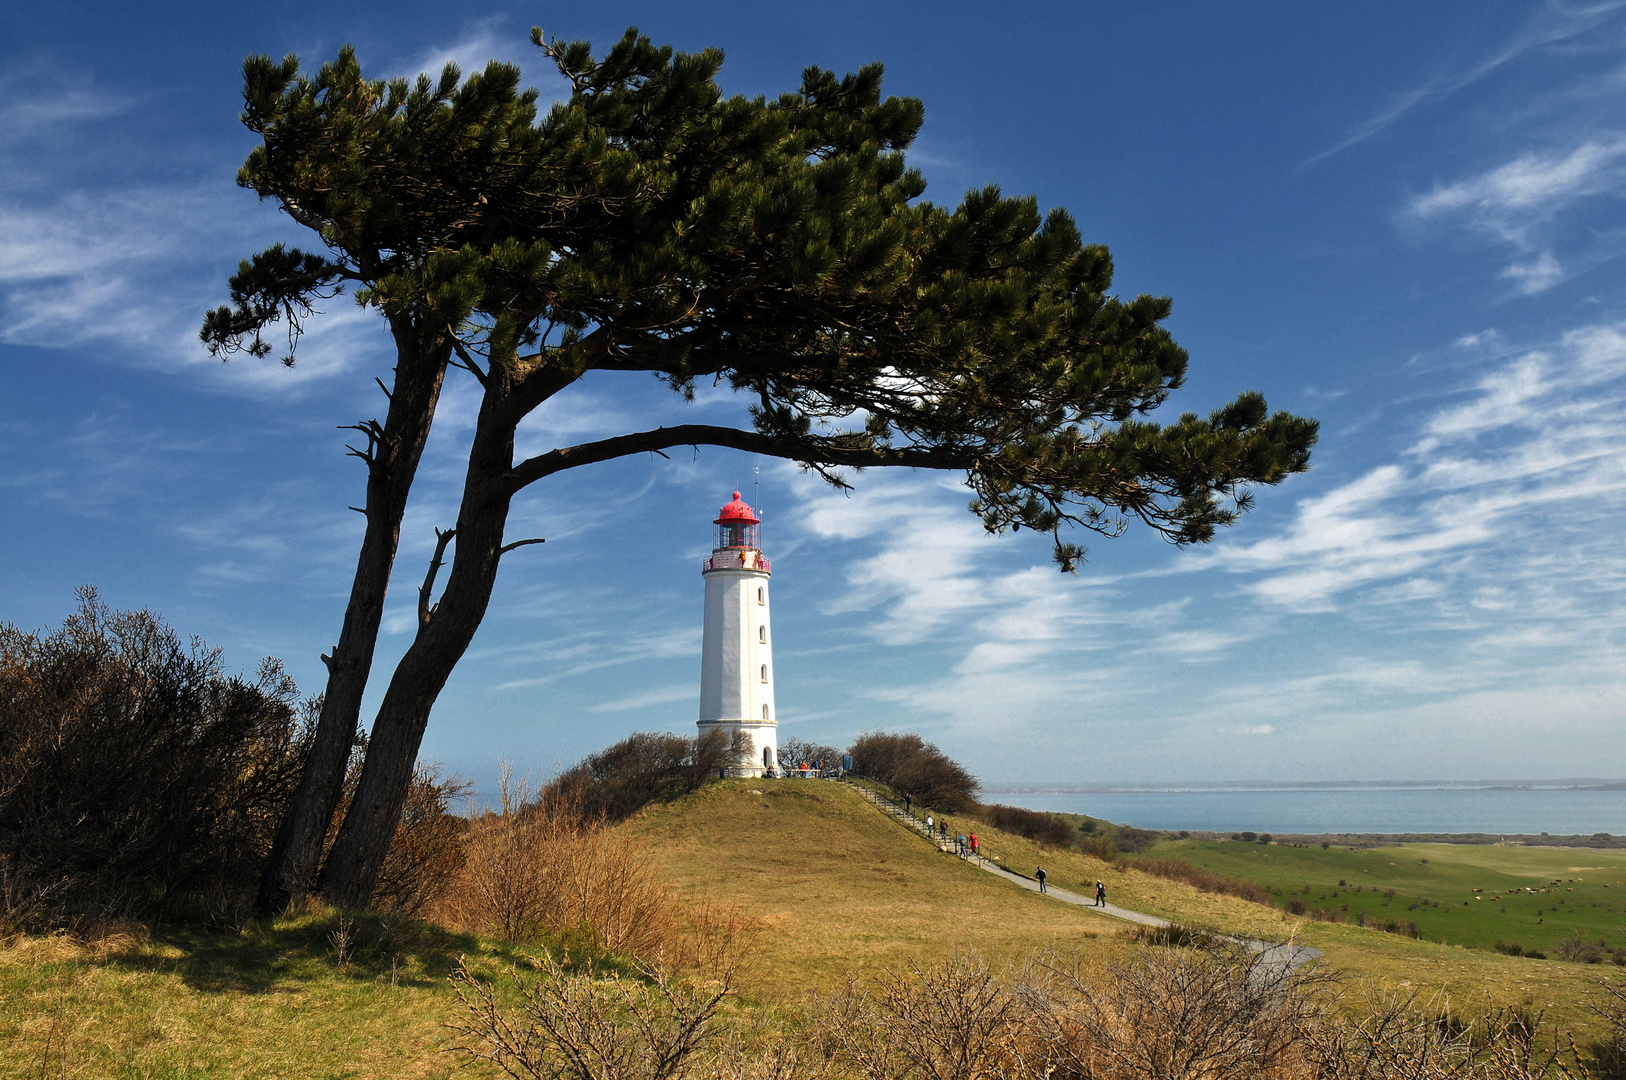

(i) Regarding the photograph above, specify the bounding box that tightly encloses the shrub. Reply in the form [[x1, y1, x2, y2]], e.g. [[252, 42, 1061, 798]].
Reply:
[[0, 589, 313, 929], [370, 763, 471, 918], [1112, 825, 1161, 854], [540, 729, 741, 824], [972, 804, 1077, 848], [450, 950, 735, 1080], [1494, 940, 1546, 960], [1554, 931, 1609, 964], [776, 736, 842, 773], [1129, 856, 1270, 905], [846, 731, 978, 811], [1081, 835, 1119, 862], [440, 768, 677, 959]]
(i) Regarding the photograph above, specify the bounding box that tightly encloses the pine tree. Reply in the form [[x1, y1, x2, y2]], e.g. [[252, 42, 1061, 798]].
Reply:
[[206, 27, 1318, 909]]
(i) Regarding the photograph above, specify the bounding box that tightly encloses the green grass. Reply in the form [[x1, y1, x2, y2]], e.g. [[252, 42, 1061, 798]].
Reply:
[[0, 908, 535, 1079], [1139, 837, 1626, 955]]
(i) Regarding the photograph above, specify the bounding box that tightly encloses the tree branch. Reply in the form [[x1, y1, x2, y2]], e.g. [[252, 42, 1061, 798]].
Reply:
[[498, 537, 546, 556], [501, 424, 975, 496], [418, 527, 457, 629], [447, 330, 490, 388]]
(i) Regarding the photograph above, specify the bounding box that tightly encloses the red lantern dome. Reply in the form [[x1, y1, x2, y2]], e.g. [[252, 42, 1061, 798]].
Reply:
[[706, 491, 767, 571], [714, 491, 760, 525]]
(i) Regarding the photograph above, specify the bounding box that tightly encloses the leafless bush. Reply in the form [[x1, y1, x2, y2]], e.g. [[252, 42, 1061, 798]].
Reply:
[[1554, 931, 1609, 965], [370, 763, 471, 917], [542, 729, 744, 824], [1025, 942, 1316, 1080], [1591, 978, 1626, 1078], [1296, 988, 1475, 1080], [449, 950, 734, 1080], [778, 737, 843, 774], [808, 952, 1029, 1080], [973, 804, 1078, 848], [847, 731, 977, 812], [438, 767, 682, 963]]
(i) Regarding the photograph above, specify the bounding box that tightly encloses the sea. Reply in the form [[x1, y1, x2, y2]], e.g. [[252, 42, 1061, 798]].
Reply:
[[981, 785, 1626, 836]]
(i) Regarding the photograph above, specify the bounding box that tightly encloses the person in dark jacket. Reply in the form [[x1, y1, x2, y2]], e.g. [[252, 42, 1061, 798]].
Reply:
[[1036, 867, 1048, 894]]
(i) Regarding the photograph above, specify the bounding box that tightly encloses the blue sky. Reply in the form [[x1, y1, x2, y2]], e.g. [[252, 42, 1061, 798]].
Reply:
[[3, 2, 1624, 793]]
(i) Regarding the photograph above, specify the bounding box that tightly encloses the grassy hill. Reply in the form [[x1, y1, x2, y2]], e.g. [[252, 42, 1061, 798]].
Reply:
[[623, 779, 1619, 1034], [6, 777, 1623, 1076]]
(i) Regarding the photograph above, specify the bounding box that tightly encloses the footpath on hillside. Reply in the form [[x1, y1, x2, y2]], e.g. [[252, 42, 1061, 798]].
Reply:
[[840, 777, 1320, 973]]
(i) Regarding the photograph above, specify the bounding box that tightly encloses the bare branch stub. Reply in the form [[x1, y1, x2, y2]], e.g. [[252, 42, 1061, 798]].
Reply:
[[418, 527, 457, 629], [498, 537, 546, 556]]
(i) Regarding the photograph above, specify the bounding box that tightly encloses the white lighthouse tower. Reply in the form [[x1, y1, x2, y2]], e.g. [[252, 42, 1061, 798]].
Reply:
[[698, 491, 778, 777]]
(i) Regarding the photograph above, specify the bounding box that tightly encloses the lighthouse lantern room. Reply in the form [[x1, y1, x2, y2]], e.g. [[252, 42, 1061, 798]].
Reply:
[[698, 491, 777, 777]]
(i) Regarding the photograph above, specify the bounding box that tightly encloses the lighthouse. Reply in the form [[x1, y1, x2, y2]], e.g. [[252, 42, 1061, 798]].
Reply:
[[698, 491, 778, 777]]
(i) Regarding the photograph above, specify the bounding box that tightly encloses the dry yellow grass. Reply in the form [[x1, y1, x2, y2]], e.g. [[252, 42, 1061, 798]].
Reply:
[[621, 779, 1616, 1036], [4, 778, 1617, 1076], [624, 779, 1116, 993]]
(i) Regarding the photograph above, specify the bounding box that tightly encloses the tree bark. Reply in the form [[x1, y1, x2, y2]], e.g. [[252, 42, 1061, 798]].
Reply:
[[317, 366, 517, 909], [254, 325, 450, 914]]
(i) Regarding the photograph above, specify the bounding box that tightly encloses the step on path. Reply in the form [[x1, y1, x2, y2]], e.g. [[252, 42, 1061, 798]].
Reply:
[[839, 777, 1320, 973]]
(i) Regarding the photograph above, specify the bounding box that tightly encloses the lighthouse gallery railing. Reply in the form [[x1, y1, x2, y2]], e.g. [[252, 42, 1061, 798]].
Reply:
[[702, 551, 770, 573]]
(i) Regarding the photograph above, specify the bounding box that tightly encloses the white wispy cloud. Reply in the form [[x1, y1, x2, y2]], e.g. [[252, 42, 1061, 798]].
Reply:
[[587, 684, 696, 713], [783, 314, 1626, 781], [0, 70, 131, 152], [384, 17, 516, 82], [1202, 320, 1626, 613], [1312, 2, 1626, 162], [1501, 252, 1566, 294], [1409, 139, 1626, 228]]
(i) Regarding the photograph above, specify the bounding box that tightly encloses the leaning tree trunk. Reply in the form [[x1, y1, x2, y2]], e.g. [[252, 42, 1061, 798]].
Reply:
[[316, 377, 520, 909], [255, 326, 450, 914]]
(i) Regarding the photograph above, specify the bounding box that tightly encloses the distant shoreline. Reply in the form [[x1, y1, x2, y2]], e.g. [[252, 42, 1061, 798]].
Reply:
[[983, 779, 1626, 794]]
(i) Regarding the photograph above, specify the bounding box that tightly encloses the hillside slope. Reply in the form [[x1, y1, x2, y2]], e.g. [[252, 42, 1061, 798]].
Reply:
[[622, 779, 1614, 1033], [624, 778, 1111, 992]]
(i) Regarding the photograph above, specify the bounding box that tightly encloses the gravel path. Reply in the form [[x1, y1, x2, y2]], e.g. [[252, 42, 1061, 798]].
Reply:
[[843, 778, 1322, 973]]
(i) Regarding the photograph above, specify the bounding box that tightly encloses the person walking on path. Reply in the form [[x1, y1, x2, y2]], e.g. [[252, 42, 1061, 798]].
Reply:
[[926, 814, 934, 833], [1036, 867, 1048, 894], [969, 833, 978, 858], [904, 793, 912, 817], [1095, 880, 1106, 907], [956, 834, 965, 855]]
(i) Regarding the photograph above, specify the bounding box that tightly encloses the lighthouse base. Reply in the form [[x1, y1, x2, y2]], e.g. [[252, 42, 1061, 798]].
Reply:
[[697, 718, 779, 778]]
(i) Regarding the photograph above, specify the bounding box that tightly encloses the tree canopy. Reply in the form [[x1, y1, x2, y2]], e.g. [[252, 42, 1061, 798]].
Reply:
[[206, 27, 1317, 909]]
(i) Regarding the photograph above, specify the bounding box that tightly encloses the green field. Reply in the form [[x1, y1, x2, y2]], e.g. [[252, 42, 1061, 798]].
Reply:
[[1142, 837, 1626, 955]]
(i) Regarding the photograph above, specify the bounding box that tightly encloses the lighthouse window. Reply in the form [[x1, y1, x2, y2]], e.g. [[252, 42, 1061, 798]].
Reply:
[[762, 704, 770, 720], [760, 664, 768, 682], [759, 625, 766, 643], [757, 586, 764, 605]]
